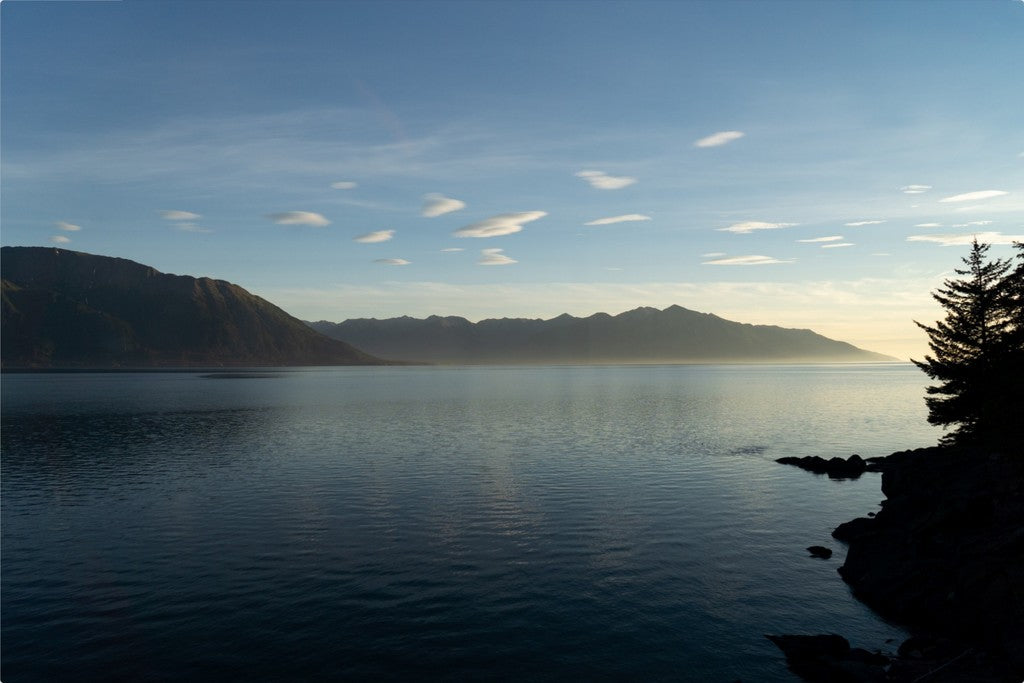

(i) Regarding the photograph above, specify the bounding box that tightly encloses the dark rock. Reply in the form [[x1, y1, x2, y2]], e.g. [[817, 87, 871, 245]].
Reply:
[[834, 445, 1024, 679], [765, 634, 887, 682], [831, 516, 876, 543], [776, 454, 868, 479], [807, 545, 833, 559]]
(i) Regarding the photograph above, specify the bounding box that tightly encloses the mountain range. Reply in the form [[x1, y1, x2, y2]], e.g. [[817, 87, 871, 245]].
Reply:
[[309, 307, 896, 364], [2, 246, 895, 368], [1, 247, 383, 368]]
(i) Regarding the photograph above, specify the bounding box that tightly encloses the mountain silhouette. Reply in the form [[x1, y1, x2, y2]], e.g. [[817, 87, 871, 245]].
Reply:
[[1, 247, 384, 368], [309, 305, 896, 364]]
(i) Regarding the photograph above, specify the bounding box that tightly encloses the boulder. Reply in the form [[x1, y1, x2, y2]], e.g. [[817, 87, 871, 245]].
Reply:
[[765, 634, 887, 682], [776, 454, 868, 479]]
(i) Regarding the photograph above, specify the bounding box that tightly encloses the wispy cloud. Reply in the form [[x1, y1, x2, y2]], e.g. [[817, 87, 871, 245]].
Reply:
[[50, 235, 71, 244], [331, 181, 357, 189], [845, 220, 885, 227], [55, 221, 81, 231], [160, 210, 200, 220], [354, 229, 395, 243], [702, 255, 793, 266], [374, 258, 410, 266], [479, 248, 517, 266], [914, 223, 942, 228], [584, 214, 651, 226], [718, 221, 797, 234], [938, 190, 1008, 203], [797, 235, 843, 243], [421, 193, 466, 217], [907, 231, 1024, 247], [454, 211, 546, 238], [575, 170, 636, 190], [822, 242, 855, 249], [951, 220, 993, 228], [176, 223, 213, 233], [268, 211, 330, 227], [694, 130, 745, 148], [901, 185, 932, 194], [440, 247, 464, 252], [701, 252, 726, 258]]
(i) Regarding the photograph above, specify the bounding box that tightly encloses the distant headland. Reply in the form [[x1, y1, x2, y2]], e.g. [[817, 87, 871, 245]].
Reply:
[[309, 307, 896, 365]]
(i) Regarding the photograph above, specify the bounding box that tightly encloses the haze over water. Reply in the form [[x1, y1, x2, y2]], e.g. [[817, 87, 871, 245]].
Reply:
[[2, 364, 938, 681]]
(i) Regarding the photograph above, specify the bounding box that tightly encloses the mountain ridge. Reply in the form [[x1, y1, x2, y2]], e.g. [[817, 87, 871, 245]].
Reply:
[[309, 305, 897, 364], [1, 246, 385, 368]]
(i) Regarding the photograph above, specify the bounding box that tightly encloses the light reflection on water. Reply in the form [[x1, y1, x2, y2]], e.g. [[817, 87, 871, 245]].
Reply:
[[2, 364, 938, 681]]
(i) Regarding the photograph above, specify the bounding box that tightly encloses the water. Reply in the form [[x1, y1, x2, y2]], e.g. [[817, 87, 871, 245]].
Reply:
[[1, 364, 940, 681]]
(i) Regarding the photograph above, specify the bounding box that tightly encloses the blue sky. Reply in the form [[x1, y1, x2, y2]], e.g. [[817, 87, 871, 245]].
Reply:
[[2, 0, 1022, 359]]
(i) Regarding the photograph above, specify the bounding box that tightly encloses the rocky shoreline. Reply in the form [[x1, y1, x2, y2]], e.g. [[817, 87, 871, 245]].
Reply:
[[772, 446, 1024, 682]]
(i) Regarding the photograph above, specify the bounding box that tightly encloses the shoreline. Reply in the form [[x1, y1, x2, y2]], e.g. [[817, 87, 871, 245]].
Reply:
[[773, 446, 1024, 682]]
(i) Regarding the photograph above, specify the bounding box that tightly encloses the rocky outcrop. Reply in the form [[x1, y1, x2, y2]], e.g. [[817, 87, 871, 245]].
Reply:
[[765, 634, 888, 682], [833, 446, 1024, 680], [776, 454, 872, 479]]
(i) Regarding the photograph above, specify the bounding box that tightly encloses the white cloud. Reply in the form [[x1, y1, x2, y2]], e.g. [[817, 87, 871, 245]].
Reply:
[[901, 185, 932, 194], [374, 258, 410, 266], [951, 220, 993, 228], [718, 221, 797, 234], [50, 235, 71, 244], [694, 130, 745, 148], [331, 181, 357, 189], [907, 231, 1024, 246], [453, 211, 546, 238], [584, 214, 651, 226], [176, 223, 213, 233], [702, 255, 793, 266], [268, 211, 330, 227], [797, 235, 844, 243], [575, 170, 637, 190], [479, 248, 517, 266], [845, 220, 885, 227], [421, 193, 466, 217], [55, 221, 81, 231], [914, 223, 942, 228], [440, 247, 464, 252], [160, 210, 201, 220], [822, 242, 855, 249], [701, 252, 726, 258], [354, 229, 395, 243], [938, 190, 1008, 203]]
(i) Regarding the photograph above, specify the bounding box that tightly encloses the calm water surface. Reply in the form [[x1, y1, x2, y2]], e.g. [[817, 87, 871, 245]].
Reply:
[[2, 364, 939, 681]]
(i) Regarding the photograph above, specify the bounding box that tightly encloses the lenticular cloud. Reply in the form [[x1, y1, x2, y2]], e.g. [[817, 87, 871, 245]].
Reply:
[[575, 170, 636, 190], [453, 211, 546, 238], [422, 194, 466, 218], [268, 211, 330, 227], [479, 248, 517, 265], [354, 230, 394, 243], [694, 130, 745, 148]]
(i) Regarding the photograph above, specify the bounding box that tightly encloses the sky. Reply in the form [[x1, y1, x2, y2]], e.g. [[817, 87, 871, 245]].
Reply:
[[2, 0, 1022, 360]]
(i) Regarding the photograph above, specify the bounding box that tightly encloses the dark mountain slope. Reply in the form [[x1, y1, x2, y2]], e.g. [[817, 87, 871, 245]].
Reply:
[[309, 304, 896, 364], [1, 247, 383, 368]]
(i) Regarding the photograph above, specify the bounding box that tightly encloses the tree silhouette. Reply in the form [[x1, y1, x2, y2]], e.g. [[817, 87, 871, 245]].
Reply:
[[913, 239, 1022, 448]]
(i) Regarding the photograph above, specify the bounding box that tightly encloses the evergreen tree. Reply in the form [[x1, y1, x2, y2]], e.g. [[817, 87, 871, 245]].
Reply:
[[913, 239, 1019, 447]]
